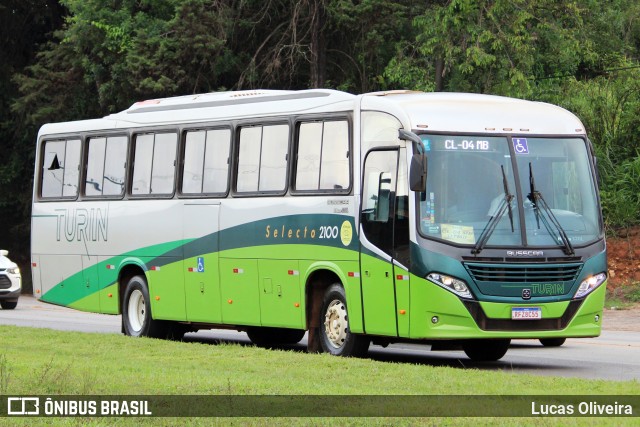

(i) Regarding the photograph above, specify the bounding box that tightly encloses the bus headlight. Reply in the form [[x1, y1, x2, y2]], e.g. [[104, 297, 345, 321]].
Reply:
[[7, 266, 20, 275], [427, 273, 474, 299], [573, 272, 606, 299]]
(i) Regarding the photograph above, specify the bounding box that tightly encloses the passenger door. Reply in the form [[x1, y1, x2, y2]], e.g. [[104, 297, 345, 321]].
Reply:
[[360, 148, 410, 337]]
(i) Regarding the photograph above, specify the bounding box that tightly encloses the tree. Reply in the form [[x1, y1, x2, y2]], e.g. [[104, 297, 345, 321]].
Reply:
[[0, 1, 65, 283], [387, 0, 590, 96]]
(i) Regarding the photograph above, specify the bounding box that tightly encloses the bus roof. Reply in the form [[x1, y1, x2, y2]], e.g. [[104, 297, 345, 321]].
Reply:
[[110, 89, 357, 125], [38, 89, 356, 135], [362, 91, 586, 135], [37, 89, 586, 137]]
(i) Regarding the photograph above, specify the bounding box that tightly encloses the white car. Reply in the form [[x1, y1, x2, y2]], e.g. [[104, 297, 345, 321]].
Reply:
[[0, 250, 21, 309]]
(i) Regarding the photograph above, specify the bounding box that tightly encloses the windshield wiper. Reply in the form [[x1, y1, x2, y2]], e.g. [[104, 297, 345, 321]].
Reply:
[[472, 165, 514, 254], [501, 165, 515, 233], [527, 163, 575, 255]]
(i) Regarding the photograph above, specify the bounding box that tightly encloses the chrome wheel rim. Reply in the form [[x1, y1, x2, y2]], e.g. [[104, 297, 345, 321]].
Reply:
[[127, 289, 145, 332], [324, 299, 348, 349]]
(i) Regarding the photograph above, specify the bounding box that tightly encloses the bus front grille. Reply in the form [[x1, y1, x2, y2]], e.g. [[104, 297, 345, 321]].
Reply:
[[464, 262, 583, 283]]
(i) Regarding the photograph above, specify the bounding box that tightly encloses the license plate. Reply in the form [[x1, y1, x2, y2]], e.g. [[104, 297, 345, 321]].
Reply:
[[511, 307, 542, 320]]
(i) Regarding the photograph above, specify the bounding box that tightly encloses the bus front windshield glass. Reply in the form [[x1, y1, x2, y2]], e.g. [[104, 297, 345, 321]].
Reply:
[[418, 135, 601, 249]]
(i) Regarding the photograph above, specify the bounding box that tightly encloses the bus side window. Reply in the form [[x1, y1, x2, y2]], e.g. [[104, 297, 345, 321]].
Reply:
[[183, 128, 231, 195], [131, 132, 177, 196], [259, 125, 289, 191], [182, 130, 206, 194], [237, 124, 289, 193], [41, 139, 81, 198], [103, 137, 127, 196], [294, 119, 349, 192], [202, 129, 231, 194], [319, 121, 349, 191], [361, 150, 398, 256], [86, 136, 127, 197]]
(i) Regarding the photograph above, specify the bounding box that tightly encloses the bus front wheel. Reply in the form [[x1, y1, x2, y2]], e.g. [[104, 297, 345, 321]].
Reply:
[[539, 338, 566, 347], [122, 275, 166, 339], [462, 339, 510, 362], [319, 284, 369, 357]]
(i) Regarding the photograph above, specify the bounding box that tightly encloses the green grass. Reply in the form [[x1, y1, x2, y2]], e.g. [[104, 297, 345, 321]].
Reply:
[[0, 325, 638, 426]]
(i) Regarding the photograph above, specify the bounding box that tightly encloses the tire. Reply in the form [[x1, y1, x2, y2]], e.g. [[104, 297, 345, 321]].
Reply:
[[0, 300, 17, 310], [122, 275, 166, 338], [247, 327, 306, 347], [462, 339, 511, 361], [165, 322, 189, 341], [319, 284, 369, 357], [539, 338, 566, 347]]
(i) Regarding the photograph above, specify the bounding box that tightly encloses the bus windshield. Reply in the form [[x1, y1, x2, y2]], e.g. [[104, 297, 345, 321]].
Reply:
[[418, 135, 601, 249]]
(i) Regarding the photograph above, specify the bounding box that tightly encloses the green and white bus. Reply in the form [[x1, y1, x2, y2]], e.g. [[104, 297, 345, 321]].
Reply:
[[31, 89, 606, 361]]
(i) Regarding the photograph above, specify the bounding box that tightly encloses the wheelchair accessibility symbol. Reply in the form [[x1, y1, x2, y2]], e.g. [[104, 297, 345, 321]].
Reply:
[[513, 138, 529, 154], [197, 257, 205, 273]]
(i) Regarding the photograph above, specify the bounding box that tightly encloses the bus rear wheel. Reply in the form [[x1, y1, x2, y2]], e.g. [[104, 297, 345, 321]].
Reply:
[[319, 284, 369, 357], [122, 275, 167, 339], [462, 339, 510, 361], [247, 327, 306, 347]]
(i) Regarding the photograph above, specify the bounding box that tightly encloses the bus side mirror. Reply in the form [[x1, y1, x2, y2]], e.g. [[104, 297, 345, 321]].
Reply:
[[398, 129, 428, 192], [410, 153, 427, 192]]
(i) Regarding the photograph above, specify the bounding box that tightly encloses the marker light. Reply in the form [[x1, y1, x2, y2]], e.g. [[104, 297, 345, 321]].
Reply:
[[427, 273, 474, 299], [573, 272, 607, 299]]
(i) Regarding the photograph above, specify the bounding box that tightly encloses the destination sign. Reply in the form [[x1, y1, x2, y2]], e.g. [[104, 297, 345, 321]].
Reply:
[[421, 136, 506, 153], [438, 138, 491, 151]]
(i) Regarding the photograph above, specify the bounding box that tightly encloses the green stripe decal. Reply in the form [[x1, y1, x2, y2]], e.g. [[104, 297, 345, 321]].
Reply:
[[41, 214, 359, 308]]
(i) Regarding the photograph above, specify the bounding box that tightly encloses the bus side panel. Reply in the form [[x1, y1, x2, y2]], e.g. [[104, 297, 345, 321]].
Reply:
[[342, 261, 364, 334], [96, 255, 120, 314], [31, 255, 42, 297], [183, 203, 222, 323], [37, 255, 84, 308], [258, 259, 303, 328], [394, 264, 410, 337], [31, 205, 85, 307], [147, 256, 186, 321], [183, 252, 221, 323], [360, 252, 398, 336], [98, 283, 119, 314], [75, 255, 101, 312], [219, 258, 261, 326]]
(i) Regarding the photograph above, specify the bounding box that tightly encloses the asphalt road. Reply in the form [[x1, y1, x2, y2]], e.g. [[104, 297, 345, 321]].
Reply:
[[2, 295, 639, 382]]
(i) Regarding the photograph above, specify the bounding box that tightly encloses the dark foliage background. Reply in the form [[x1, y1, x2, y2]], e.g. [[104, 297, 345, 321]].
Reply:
[[2, 0, 639, 290]]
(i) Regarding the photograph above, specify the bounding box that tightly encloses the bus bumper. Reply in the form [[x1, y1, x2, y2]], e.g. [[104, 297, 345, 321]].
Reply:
[[408, 278, 606, 340]]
